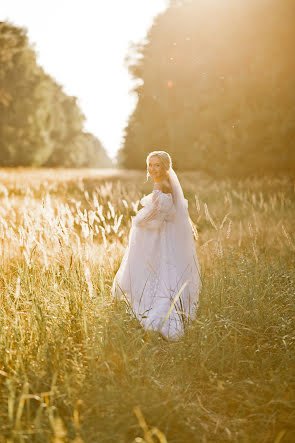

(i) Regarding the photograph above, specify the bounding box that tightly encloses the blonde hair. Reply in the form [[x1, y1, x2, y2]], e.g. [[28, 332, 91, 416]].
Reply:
[[146, 150, 172, 181]]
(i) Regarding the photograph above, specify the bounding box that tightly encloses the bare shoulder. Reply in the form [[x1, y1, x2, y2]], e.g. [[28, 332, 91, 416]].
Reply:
[[161, 179, 172, 194]]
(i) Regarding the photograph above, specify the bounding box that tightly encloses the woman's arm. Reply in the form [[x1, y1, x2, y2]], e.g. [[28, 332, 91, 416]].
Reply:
[[133, 190, 174, 229], [133, 192, 161, 228]]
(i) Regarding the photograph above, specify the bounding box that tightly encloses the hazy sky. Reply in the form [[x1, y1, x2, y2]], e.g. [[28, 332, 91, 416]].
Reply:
[[2, 0, 168, 159]]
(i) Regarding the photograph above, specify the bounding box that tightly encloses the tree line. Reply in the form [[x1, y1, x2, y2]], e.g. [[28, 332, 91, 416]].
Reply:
[[119, 0, 295, 177], [0, 21, 112, 168]]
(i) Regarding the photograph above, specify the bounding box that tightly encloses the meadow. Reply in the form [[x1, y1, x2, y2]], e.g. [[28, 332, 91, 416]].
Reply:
[[0, 168, 294, 442]]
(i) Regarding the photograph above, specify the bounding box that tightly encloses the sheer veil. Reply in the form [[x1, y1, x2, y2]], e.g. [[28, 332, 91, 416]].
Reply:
[[168, 166, 200, 275], [167, 166, 202, 294]]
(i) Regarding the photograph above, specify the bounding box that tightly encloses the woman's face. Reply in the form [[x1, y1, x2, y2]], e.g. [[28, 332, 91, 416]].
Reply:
[[148, 155, 166, 180]]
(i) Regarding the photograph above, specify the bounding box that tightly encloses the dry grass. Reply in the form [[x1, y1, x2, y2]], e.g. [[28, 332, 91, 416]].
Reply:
[[0, 168, 294, 442]]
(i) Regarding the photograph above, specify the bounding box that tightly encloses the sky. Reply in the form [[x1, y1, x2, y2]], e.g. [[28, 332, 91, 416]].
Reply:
[[1, 0, 168, 160]]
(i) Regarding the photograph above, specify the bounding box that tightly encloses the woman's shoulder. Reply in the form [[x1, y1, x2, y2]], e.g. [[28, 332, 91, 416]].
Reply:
[[154, 179, 172, 194]]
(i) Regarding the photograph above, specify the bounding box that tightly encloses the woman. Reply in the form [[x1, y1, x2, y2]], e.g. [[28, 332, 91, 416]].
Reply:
[[112, 150, 202, 341]]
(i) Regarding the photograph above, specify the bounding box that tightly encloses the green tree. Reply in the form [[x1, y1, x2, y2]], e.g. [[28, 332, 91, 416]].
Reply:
[[0, 22, 54, 165], [119, 0, 295, 177], [0, 21, 111, 168]]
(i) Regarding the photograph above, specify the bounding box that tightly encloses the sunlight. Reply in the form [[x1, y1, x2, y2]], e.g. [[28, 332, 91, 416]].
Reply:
[[1, 0, 168, 158]]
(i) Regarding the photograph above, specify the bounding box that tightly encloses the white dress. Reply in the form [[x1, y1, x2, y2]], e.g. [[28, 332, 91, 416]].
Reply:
[[112, 189, 202, 340]]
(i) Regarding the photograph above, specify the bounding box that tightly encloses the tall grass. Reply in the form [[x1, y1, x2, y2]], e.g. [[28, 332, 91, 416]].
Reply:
[[0, 168, 294, 442]]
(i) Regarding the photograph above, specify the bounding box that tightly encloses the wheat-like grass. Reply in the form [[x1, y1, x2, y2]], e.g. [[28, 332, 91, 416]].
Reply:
[[0, 169, 294, 442]]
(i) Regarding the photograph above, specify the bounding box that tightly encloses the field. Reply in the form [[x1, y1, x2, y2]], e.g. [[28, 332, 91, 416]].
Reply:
[[0, 168, 294, 442]]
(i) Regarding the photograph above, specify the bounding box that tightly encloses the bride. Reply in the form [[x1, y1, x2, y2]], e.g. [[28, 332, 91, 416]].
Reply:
[[112, 150, 202, 340]]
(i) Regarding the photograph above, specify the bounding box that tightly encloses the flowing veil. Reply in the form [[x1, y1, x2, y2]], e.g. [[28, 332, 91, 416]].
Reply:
[[165, 167, 202, 327]]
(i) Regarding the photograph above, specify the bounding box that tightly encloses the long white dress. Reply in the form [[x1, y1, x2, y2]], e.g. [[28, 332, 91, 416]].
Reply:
[[112, 189, 202, 340]]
